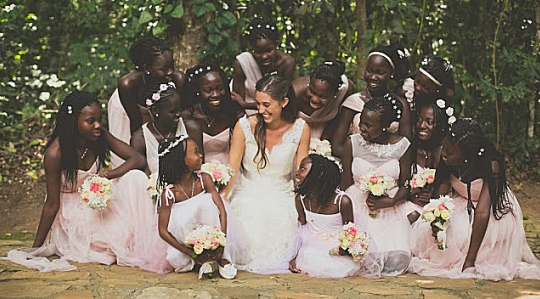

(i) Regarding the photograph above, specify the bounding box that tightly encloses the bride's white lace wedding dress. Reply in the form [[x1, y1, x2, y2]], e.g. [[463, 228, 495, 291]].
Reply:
[[226, 117, 304, 274]]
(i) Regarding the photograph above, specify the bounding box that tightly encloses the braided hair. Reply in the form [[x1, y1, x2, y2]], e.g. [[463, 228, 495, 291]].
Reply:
[[46, 91, 109, 189], [433, 118, 512, 220], [295, 154, 342, 206], [368, 44, 411, 81], [185, 63, 243, 127], [245, 17, 280, 43], [411, 96, 449, 172], [363, 94, 404, 128], [253, 74, 298, 171], [310, 61, 346, 93], [144, 81, 180, 109], [128, 37, 171, 70], [157, 136, 191, 192]]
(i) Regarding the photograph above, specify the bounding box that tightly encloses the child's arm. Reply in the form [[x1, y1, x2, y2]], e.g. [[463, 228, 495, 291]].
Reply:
[[341, 137, 354, 190], [157, 190, 194, 257], [339, 195, 354, 225], [222, 119, 246, 199], [295, 122, 311, 171], [294, 195, 307, 225], [33, 141, 62, 248], [202, 173, 228, 234]]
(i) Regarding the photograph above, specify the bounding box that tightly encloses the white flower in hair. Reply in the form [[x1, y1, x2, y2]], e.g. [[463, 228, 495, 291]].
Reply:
[[152, 93, 160, 101], [444, 60, 453, 71], [446, 107, 454, 116], [404, 48, 410, 57], [448, 116, 456, 124], [271, 26, 276, 30], [159, 84, 168, 91], [436, 99, 446, 109], [397, 49, 409, 59], [207, 66, 211, 70], [265, 24, 270, 28], [421, 58, 429, 66], [257, 24, 261, 28]]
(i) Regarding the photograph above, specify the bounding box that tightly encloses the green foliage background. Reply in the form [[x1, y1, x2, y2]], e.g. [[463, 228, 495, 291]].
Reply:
[[1, 0, 539, 178]]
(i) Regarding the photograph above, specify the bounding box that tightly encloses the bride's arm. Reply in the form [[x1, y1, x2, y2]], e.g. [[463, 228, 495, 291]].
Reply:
[[295, 122, 311, 170], [223, 120, 246, 200]]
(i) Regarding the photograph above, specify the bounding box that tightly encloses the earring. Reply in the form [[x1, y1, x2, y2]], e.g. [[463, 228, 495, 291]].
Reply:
[[382, 128, 387, 132], [464, 159, 468, 163], [390, 75, 394, 79], [155, 113, 159, 118], [196, 92, 200, 96]]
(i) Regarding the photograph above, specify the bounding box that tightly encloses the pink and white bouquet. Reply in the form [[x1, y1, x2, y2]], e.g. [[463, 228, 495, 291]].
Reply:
[[147, 172, 159, 200], [184, 224, 227, 258], [421, 195, 455, 250], [200, 161, 234, 192], [329, 222, 370, 262], [309, 139, 332, 156], [78, 174, 112, 210], [411, 168, 436, 189], [356, 171, 395, 218]]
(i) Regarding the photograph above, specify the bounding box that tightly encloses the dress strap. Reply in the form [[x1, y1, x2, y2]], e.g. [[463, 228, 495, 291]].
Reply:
[[333, 189, 346, 212], [160, 184, 175, 206], [239, 116, 254, 142], [197, 172, 204, 190], [299, 195, 307, 211]]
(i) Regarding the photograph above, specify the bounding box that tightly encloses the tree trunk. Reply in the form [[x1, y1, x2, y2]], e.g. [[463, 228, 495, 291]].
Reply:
[[355, 0, 367, 84], [168, 2, 209, 72], [529, 2, 540, 139]]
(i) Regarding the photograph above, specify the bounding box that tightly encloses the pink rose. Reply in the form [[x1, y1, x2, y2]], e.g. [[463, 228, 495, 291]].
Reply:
[[427, 175, 434, 184], [438, 204, 448, 210], [145, 99, 153, 106], [348, 227, 357, 237], [212, 170, 222, 180], [410, 178, 417, 188], [369, 176, 378, 183], [90, 182, 100, 192]]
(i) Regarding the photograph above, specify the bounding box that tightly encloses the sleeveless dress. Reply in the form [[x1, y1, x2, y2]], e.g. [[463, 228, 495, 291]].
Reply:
[[164, 174, 231, 272], [226, 117, 305, 274], [203, 129, 230, 165], [3, 162, 171, 273], [298, 75, 350, 140], [341, 90, 399, 135], [107, 89, 152, 167], [141, 121, 188, 174], [233, 52, 262, 116], [345, 134, 412, 276], [408, 175, 540, 280], [295, 191, 383, 278]]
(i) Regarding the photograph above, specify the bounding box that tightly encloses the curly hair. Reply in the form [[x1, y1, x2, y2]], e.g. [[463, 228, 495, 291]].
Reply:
[[310, 61, 346, 93]]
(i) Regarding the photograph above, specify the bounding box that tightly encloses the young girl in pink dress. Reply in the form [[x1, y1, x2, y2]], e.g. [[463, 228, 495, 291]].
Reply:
[[4, 91, 170, 273], [156, 136, 237, 279], [182, 64, 245, 164], [289, 154, 382, 278], [409, 118, 540, 280], [342, 95, 412, 276]]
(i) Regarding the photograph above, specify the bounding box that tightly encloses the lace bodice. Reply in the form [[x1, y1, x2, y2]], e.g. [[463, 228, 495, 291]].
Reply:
[[239, 117, 305, 182]]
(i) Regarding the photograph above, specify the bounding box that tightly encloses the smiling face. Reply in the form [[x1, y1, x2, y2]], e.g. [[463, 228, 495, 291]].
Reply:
[[441, 137, 465, 166], [152, 92, 182, 126], [416, 105, 436, 142], [295, 156, 313, 186], [359, 109, 384, 142], [146, 50, 175, 82], [306, 78, 335, 110], [251, 38, 277, 68], [255, 91, 287, 124], [78, 102, 102, 142], [414, 71, 439, 97], [184, 139, 203, 172], [199, 71, 226, 111], [364, 55, 393, 96]]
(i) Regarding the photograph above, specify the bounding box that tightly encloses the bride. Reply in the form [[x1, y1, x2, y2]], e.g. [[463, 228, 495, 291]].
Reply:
[[222, 74, 310, 274]]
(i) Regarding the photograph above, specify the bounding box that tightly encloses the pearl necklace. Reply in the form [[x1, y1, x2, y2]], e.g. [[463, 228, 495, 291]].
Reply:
[[79, 148, 88, 159]]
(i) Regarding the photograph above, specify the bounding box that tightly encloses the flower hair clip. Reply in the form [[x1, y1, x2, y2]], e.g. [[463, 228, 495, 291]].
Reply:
[[443, 60, 453, 72], [384, 94, 402, 119], [158, 135, 188, 157], [309, 151, 343, 173], [436, 99, 456, 124], [477, 148, 485, 156], [421, 58, 429, 66], [397, 48, 410, 59], [146, 82, 176, 107], [67, 105, 73, 114]]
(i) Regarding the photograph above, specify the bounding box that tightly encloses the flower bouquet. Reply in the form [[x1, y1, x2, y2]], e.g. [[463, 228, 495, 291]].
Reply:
[[356, 171, 395, 218], [78, 174, 113, 210], [329, 222, 370, 262], [411, 168, 436, 189], [200, 161, 234, 193], [421, 195, 455, 250], [309, 139, 332, 156], [184, 224, 227, 279], [147, 172, 159, 200]]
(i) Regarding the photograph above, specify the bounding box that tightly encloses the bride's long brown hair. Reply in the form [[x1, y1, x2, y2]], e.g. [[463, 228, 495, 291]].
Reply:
[[253, 75, 298, 170]]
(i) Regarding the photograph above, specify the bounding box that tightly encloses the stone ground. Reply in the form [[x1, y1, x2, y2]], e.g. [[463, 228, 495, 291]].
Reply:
[[0, 220, 539, 299]]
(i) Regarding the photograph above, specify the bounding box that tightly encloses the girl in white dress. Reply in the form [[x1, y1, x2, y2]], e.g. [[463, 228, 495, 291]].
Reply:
[[223, 74, 311, 274], [157, 136, 236, 278], [289, 154, 383, 278], [342, 95, 412, 276]]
